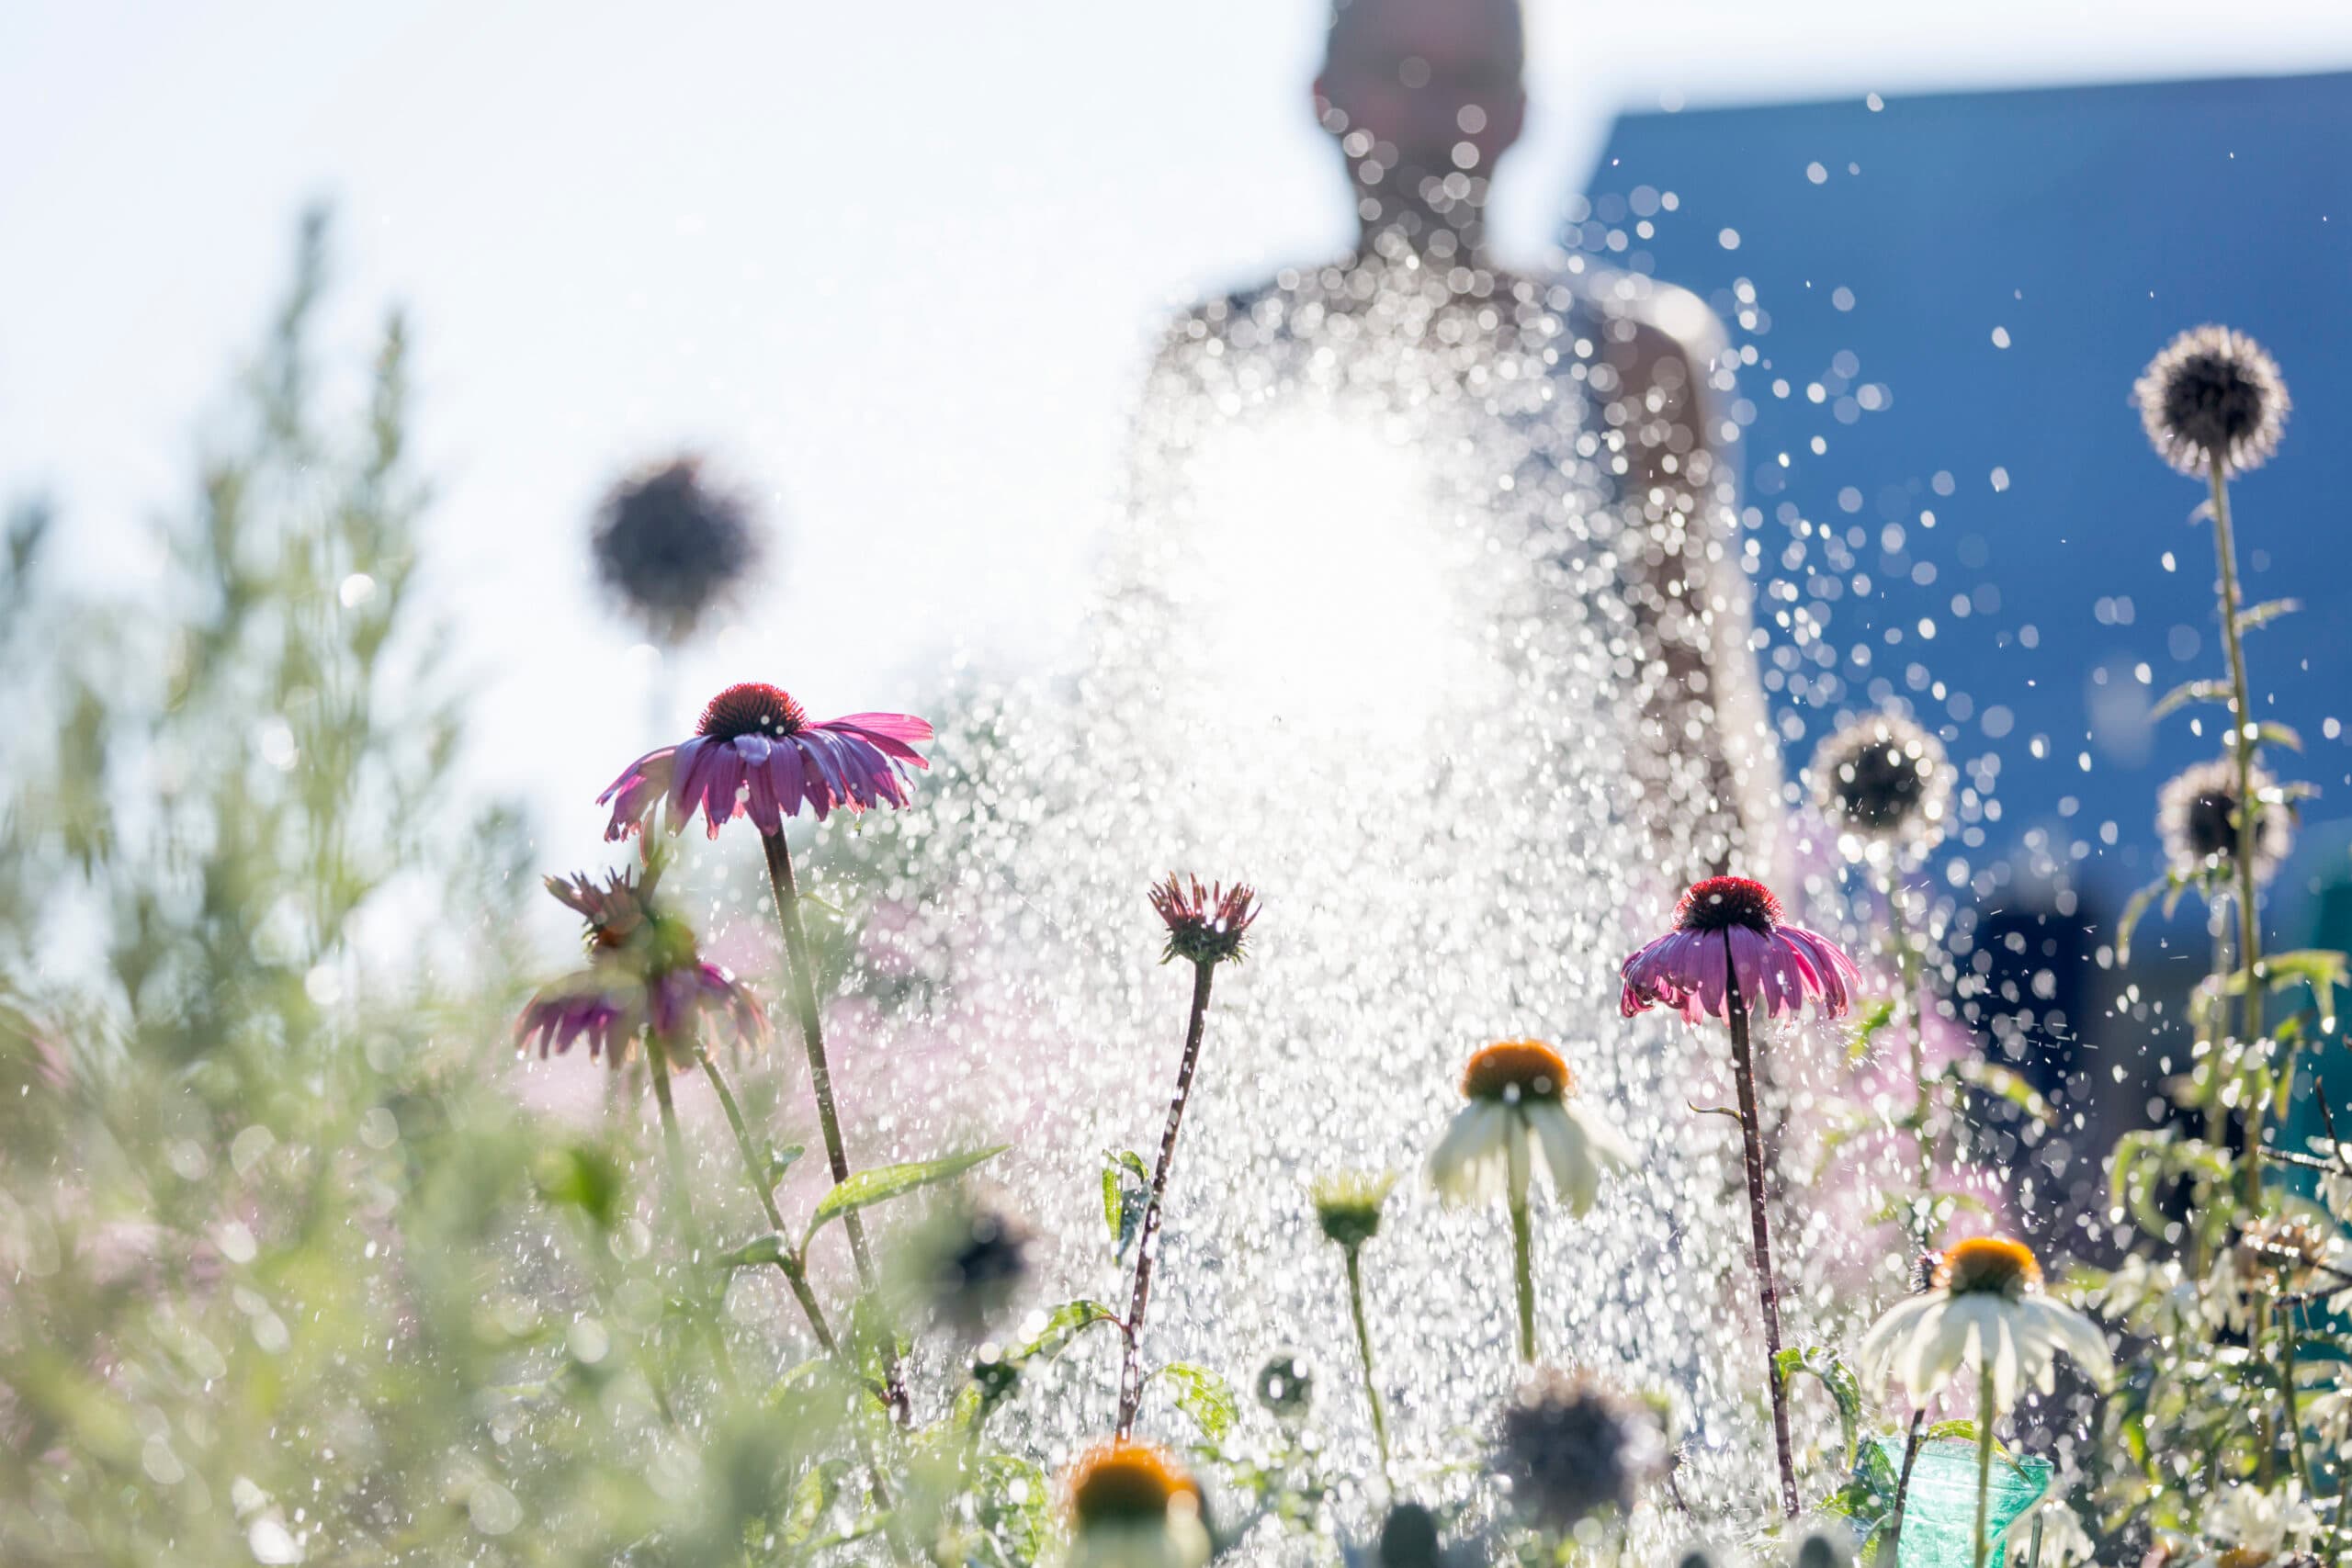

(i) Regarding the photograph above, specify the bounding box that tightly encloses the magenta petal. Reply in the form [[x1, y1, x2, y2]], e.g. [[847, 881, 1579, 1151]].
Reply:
[[742, 754, 784, 833], [825, 712, 933, 751], [787, 737, 836, 821], [702, 748, 750, 838], [666, 738, 712, 829]]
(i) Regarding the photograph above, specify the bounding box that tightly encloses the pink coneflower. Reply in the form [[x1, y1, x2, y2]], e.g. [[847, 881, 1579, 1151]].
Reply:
[[599, 682, 933, 840], [1616, 874, 1855, 1522], [1148, 874, 1261, 967], [1619, 875, 1858, 1024], [514, 867, 765, 1072]]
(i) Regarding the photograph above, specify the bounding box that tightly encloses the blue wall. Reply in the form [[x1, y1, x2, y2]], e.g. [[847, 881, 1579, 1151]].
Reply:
[[1584, 73, 2352, 914]]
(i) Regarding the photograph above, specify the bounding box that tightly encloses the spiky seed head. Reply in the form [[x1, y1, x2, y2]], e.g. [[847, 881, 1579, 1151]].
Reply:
[[1810, 712, 1954, 855], [1494, 1369, 1668, 1530], [1935, 1235, 2042, 1299], [2132, 325, 2290, 477], [590, 457, 763, 643], [2157, 757, 2294, 886], [1149, 874, 1260, 966]]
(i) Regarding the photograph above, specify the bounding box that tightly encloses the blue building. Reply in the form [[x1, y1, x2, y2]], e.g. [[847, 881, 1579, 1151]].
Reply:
[[1582, 72, 2352, 1153]]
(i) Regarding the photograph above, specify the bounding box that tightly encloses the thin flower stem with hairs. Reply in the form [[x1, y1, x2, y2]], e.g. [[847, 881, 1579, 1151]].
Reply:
[[1884, 874, 1937, 1252], [649, 1060, 696, 1238], [1118, 957, 1217, 1438], [1342, 1245, 1391, 1483], [1880, 1407, 1927, 1568], [759, 826, 910, 1425], [1724, 939, 1801, 1518]]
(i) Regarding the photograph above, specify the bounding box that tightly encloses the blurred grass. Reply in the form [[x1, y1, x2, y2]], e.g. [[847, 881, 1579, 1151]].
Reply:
[[0, 213, 861, 1565]]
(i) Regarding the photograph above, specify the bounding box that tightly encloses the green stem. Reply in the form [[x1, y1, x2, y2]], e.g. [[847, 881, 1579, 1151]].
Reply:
[[2208, 458, 2266, 1195], [650, 1062, 695, 1236], [2281, 1306, 2315, 1500], [695, 1048, 842, 1358], [1974, 1360, 1996, 1568], [760, 827, 910, 1426], [1510, 1193, 1536, 1363], [1885, 873, 1935, 1252], [1344, 1246, 1391, 1483]]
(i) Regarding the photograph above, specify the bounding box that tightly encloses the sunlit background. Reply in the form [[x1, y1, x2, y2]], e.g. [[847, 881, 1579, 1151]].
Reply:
[[7, 0, 2352, 855]]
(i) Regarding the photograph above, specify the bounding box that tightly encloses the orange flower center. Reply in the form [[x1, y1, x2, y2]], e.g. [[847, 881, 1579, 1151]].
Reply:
[[1069, 1441, 1197, 1528], [1462, 1040, 1576, 1102], [1935, 1235, 2042, 1297]]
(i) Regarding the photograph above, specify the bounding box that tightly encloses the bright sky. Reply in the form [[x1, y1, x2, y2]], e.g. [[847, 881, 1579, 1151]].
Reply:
[[6, 1, 2352, 848]]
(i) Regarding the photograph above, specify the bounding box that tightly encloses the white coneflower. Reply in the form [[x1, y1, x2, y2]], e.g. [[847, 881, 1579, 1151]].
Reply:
[[1064, 1442, 1211, 1568], [1428, 1040, 1631, 1214], [1429, 1040, 1632, 1362], [1860, 1235, 2113, 1414], [1860, 1237, 2112, 1568], [2181, 1482, 2321, 1568], [2132, 325, 2290, 477], [2157, 757, 2294, 887], [1809, 712, 1955, 861]]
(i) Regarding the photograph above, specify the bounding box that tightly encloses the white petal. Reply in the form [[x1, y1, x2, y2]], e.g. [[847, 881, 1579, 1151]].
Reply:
[[2024, 1296, 2114, 1388], [1564, 1099, 1636, 1171], [1530, 1102, 1601, 1214], [1429, 1102, 1508, 1206], [1860, 1295, 1937, 1393], [1505, 1111, 1533, 1209], [1907, 1293, 1973, 1404]]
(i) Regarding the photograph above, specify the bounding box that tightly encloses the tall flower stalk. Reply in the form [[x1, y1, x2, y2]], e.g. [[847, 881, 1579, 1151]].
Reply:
[[1313, 1170, 1397, 1482], [1116, 875, 1259, 1439], [1812, 711, 1955, 1256], [596, 681, 933, 1421], [1623, 875, 1858, 1517]]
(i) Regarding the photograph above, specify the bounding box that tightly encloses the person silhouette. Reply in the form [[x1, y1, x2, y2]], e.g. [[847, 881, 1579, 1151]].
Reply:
[[1128, 0, 1770, 877]]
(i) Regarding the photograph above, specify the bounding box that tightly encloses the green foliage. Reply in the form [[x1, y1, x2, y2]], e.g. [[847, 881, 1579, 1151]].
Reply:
[[804, 1144, 1010, 1245], [1776, 1346, 1864, 1471]]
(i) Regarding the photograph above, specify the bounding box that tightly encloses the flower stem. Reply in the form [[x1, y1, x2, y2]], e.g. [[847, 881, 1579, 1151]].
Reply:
[[1974, 1360, 1996, 1568], [649, 1061, 695, 1235], [1885, 872, 1936, 1253], [1510, 1192, 1537, 1363], [759, 826, 909, 1425], [1117, 958, 1217, 1438], [1724, 935, 1800, 1518], [1881, 1407, 1927, 1568], [2281, 1305, 2315, 1499], [1344, 1245, 1391, 1483], [2208, 457, 2266, 1199], [695, 1047, 842, 1357]]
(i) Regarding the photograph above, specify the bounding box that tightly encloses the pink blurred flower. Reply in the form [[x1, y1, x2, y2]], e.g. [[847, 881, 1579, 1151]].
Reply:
[[515, 866, 765, 1071], [1619, 875, 1859, 1023], [599, 681, 932, 840]]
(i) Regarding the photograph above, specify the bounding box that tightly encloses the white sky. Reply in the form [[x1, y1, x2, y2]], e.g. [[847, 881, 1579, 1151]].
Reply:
[[6, 1, 2352, 849]]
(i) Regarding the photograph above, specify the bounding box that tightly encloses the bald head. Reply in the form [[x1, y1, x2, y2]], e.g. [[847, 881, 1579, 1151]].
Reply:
[[1316, 0, 1526, 182]]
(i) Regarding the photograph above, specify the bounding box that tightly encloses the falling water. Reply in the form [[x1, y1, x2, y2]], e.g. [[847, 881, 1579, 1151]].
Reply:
[[832, 254, 1896, 1543]]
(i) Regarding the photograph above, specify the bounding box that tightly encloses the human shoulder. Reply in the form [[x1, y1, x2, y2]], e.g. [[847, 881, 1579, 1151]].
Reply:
[[1559, 264, 1725, 389]]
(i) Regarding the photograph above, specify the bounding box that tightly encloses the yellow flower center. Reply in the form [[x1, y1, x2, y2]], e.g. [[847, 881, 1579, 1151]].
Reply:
[[1935, 1235, 2042, 1297], [1069, 1441, 1197, 1529], [1462, 1040, 1576, 1102]]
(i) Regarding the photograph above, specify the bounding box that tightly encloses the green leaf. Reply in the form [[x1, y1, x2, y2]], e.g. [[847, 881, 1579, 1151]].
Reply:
[[781, 1462, 840, 1549], [1849, 998, 1898, 1063], [531, 1145, 624, 1231], [2150, 679, 2231, 721], [2116, 878, 2166, 964], [2256, 721, 2303, 752], [716, 1233, 798, 1273], [1775, 1346, 1864, 1470], [2238, 597, 2301, 632], [768, 1144, 805, 1189], [972, 1454, 1052, 1565], [1102, 1148, 1150, 1260], [1011, 1300, 1121, 1366], [1948, 1059, 2055, 1126], [1149, 1361, 1238, 1441], [804, 1145, 1010, 1243]]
